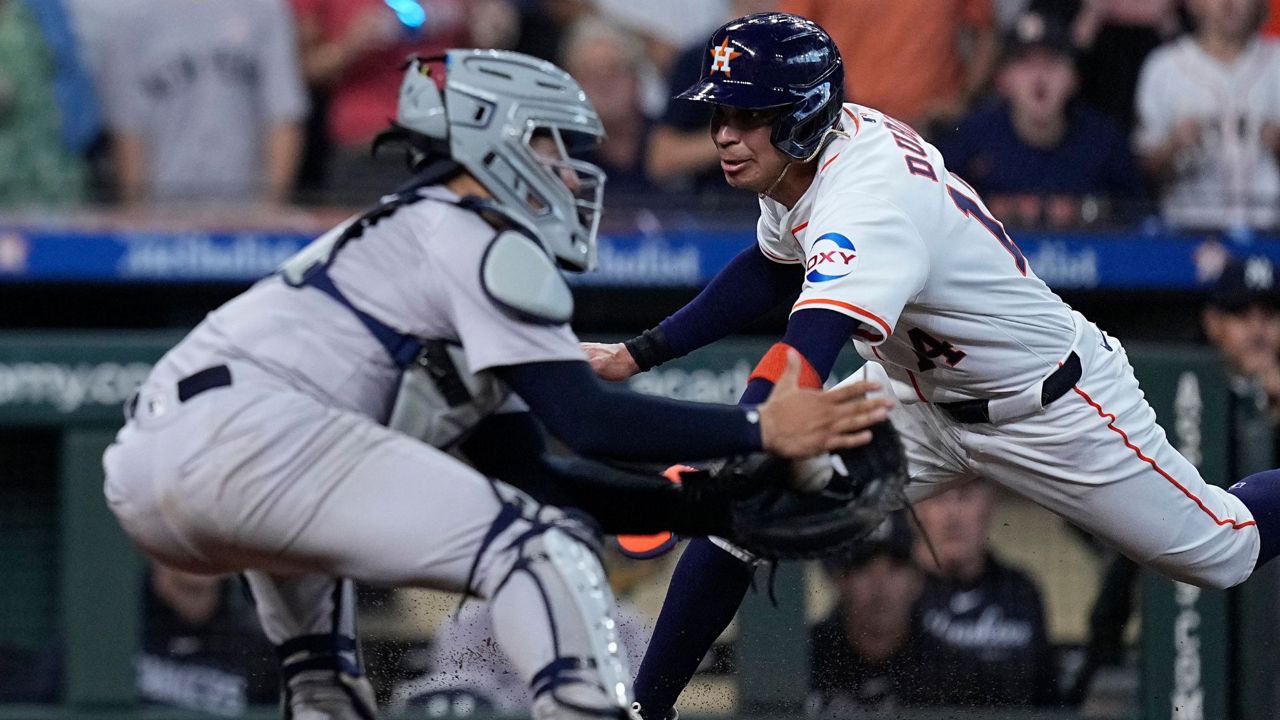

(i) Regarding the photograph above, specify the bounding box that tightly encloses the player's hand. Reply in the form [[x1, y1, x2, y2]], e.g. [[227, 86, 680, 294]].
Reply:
[[757, 349, 894, 458], [582, 342, 640, 381]]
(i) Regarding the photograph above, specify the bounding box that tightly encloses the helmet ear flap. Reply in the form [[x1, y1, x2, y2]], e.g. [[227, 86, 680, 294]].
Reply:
[[773, 81, 844, 160], [396, 57, 449, 143], [375, 56, 454, 171]]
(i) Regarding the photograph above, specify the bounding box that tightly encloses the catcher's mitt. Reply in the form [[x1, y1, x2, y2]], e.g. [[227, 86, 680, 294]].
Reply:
[[708, 420, 908, 561]]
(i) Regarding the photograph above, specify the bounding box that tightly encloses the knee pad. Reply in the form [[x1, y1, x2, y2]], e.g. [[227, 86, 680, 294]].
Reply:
[[471, 484, 632, 719]]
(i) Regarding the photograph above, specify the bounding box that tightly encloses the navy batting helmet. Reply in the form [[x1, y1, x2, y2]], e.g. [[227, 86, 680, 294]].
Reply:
[[676, 12, 844, 160]]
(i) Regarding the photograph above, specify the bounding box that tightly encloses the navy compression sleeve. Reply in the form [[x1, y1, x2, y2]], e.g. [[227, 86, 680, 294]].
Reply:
[[658, 245, 802, 357], [460, 412, 733, 536], [633, 538, 753, 717], [496, 360, 761, 462]]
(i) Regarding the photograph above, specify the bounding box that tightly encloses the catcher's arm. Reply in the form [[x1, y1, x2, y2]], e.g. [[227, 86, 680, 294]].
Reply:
[[460, 412, 755, 537], [495, 357, 888, 461], [461, 410, 908, 558]]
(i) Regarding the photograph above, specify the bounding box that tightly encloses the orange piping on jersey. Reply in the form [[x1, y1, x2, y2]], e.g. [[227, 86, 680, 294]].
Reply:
[[871, 346, 884, 360], [759, 245, 801, 264], [794, 298, 892, 339], [1072, 386, 1256, 531], [791, 221, 809, 237], [841, 107, 861, 136], [820, 153, 841, 173], [906, 369, 928, 403]]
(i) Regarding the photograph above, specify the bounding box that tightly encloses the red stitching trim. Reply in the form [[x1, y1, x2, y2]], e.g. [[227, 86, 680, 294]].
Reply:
[[1071, 386, 1256, 530]]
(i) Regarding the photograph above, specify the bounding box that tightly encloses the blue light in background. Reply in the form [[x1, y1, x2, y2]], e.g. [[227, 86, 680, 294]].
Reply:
[[384, 0, 425, 28]]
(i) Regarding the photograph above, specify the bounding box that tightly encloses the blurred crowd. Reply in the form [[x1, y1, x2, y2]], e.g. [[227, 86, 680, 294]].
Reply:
[[4, 0, 1280, 231]]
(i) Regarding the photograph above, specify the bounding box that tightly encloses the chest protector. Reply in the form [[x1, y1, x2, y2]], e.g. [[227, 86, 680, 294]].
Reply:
[[278, 186, 569, 449]]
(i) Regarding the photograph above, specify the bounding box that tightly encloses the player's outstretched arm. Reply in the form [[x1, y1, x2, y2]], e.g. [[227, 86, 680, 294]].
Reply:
[[496, 353, 889, 462], [459, 412, 732, 537], [598, 245, 802, 376]]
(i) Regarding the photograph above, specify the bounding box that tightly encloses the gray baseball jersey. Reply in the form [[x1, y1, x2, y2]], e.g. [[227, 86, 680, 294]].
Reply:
[[96, 0, 308, 201], [146, 185, 584, 420], [103, 187, 631, 716]]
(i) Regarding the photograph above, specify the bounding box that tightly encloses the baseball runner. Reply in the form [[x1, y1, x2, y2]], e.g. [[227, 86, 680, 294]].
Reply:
[[102, 50, 893, 720], [583, 13, 1280, 719]]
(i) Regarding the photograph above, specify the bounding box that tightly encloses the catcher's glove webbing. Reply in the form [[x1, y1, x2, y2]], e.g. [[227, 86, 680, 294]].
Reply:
[[716, 420, 908, 561]]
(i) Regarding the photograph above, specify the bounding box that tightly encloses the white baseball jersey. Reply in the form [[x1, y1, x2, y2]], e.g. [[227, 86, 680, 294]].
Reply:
[[757, 104, 1076, 404], [1135, 36, 1280, 229], [760, 103, 1260, 589]]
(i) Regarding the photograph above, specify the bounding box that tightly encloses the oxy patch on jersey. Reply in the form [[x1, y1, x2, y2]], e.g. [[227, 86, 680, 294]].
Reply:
[[805, 232, 858, 283]]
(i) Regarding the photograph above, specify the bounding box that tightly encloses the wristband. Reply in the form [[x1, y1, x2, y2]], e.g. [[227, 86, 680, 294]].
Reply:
[[623, 326, 675, 371], [749, 342, 824, 389]]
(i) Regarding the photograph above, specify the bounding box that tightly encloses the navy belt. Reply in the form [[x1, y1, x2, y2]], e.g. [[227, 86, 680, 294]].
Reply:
[[126, 365, 232, 420], [937, 352, 1081, 424]]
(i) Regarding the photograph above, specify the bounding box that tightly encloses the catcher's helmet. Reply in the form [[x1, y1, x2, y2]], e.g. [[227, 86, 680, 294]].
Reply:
[[677, 12, 844, 160], [387, 51, 606, 272]]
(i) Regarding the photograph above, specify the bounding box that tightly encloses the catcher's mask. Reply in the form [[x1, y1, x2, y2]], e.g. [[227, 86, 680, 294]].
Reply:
[[375, 51, 607, 272]]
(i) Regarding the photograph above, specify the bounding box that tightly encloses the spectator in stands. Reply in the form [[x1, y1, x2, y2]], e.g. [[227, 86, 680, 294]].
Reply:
[[645, 0, 775, 197], [592, 0, 727, 77], [1204, 255, 1280, 419], [26, 561, 277, 714], [0, 0, 99, 207], [559, 18, 656, 198], [780, 0, 999, 136], [1063, 0, 1184, 133], [590, 0, 729, 116], [96, 0, 307, 206], [510, 0, 595, 64], [1134, 0, 1280, 230], [912, 480, 1059, 707], [808, 512, 973, 715], [291, 0, 509, 201], [995, 0, 1033, 30], [937, 10, 1144, 227]]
